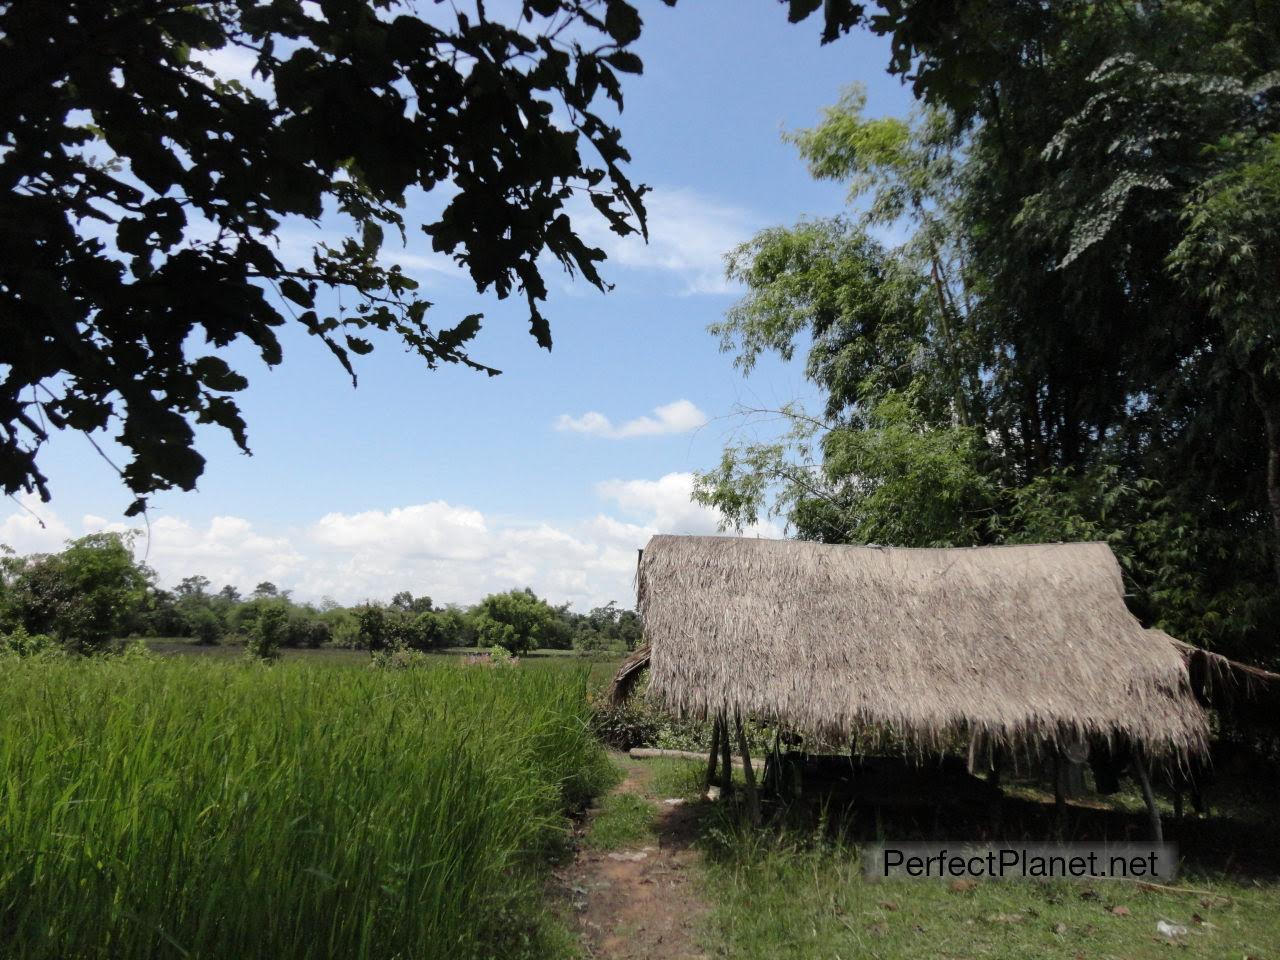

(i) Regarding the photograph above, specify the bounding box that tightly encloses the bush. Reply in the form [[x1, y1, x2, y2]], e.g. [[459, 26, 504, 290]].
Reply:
[[327, 610, 361, 648], [370, 648, 431, 670], [358, 604, 391, 652], [590, 669, 773, 754], [304, 619, 331, 648], [590, 693, 662, 750], [245, 604, 286, 661], [183, 605, 223, 645], [0, 625, 59, 658], [281, 608, 316, 648]]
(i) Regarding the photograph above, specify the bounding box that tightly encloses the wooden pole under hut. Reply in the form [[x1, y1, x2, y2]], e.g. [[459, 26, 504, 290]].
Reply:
[[705, 714, 723, 791], [1133, 757, 1164, 843], [735, 708, 761, 826], [718, 708, 734, 798]]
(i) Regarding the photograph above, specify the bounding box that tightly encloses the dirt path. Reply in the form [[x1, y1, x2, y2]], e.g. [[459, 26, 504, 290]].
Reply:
[[565, 759, 710, 960]]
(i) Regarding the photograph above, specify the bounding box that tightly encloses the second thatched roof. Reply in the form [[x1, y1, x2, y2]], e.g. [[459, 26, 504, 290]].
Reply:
[[630, 536, 1208, 759]]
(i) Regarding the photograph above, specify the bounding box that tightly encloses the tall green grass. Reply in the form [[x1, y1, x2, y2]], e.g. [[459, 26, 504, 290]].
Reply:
[[0, 656, 614, 959]]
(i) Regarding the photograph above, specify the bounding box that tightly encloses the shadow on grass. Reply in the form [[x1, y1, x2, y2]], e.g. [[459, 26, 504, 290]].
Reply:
[[651, 755, 1280, 880]]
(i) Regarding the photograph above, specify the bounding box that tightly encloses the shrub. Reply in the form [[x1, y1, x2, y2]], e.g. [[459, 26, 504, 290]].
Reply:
[[327, 610, 361, 648], [0, 625, 59, 658], [590, 669, 773, 754], [590, 693, 661, 750], [304, 619, 331, 648], [245, 604, 286, 661], [370, 648, 431, 670], [184, 605, 223, 645], [488, 644, 516, 665], [358, 604, 391, 652]]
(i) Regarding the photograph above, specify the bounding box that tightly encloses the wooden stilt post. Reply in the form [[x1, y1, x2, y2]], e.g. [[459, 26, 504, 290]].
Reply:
[[1134, 758, 1164, 843], [735, 709, 761, 826], [718, 709, 734, 798], [762, 727, 781, 795], [1053, 750, 1066, 835], [705, 715, 722, 790]]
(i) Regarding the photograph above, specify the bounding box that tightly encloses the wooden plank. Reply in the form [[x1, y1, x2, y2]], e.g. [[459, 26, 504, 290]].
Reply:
[[627, 747, 746, 766]]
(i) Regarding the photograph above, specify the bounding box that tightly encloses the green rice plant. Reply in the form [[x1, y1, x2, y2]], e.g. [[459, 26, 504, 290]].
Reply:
[[0, 656, 613, 960]]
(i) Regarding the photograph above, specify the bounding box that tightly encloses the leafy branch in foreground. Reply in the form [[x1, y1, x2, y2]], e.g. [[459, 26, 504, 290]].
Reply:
[[0, 0, 670, 513]]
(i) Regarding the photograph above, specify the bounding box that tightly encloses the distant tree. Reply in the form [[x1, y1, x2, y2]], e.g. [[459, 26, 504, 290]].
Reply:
[[304, 619, 331, 649], [473, 589, 556, 655], [391, 591, 434, 615], [282, 607, 315, 648], [541, 601, 577, 650], [252, 582, 279, 600], [217, 584, 241, 604], [434, 606, 476, 649], [0, 533, 153, 652], [133, 586, 183, 637], [321, 607, 361, 649], [245, 602, 286, 661], [183, 604, 223, 646], [175, 575, 211, 600], [388, 610, 449, 652], [357, 604, 391, 655], [616, 609, 643, 651]]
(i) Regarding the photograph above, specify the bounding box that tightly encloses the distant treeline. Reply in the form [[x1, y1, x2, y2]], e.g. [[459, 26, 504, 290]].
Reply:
[[0, 532, 641, 658]]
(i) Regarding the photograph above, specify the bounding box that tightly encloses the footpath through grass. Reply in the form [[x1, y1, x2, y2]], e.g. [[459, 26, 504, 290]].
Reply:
[[0, 655, 614, 960]]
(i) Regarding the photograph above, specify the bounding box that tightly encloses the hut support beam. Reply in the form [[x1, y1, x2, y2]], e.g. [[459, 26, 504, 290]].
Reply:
[[1134, 759, 1164, 843], [718, 710, 734, 798], [1053, 751, 1066, 834], [705, 716, 722, 790], [734, 710, 761, 826]]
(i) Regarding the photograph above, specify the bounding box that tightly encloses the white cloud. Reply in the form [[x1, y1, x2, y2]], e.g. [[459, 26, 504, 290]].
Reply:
[[0, 495, 73, 556], [80, 514, 303, 592], [596, 471, 782, 540], [556, 399, 707, 439], [576, 187, 757, 295], [0, 473, 777, 609], [311, 502, 490, 560]]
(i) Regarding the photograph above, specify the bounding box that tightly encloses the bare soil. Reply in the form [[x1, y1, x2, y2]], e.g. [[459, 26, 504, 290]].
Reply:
[[563, 761, 709, 960]]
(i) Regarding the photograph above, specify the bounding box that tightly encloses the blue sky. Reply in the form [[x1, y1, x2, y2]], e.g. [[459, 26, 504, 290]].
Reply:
[[3, 1, 915, 609]]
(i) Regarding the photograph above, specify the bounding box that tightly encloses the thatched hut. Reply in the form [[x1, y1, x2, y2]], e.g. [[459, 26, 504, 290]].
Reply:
[[613, 535, 1210, 832], [1162, 631, 1280, 732]]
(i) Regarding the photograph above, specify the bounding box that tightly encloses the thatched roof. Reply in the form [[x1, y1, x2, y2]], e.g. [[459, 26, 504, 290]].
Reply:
[[1161, 632, 1280, 731], [627, 536, 1208, 759]]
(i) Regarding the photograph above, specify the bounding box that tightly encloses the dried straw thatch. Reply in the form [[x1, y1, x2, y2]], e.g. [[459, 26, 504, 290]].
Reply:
[[1161, 631, 1280, 730], [628, 535, 1208, 759]]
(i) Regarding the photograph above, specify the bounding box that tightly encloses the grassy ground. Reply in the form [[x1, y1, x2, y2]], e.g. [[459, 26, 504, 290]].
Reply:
[[584, 793, 657, 850], [637, 756, 1280, 960], [0, 654, 614, 960]]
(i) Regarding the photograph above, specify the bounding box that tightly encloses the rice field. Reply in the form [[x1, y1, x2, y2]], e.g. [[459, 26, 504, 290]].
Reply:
[[0, 656, 615, 960]]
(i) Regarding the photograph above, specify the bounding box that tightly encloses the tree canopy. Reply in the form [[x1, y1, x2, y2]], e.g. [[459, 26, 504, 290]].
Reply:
[[697, 0, 1280, 665], [1, 0, 671, 513]]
